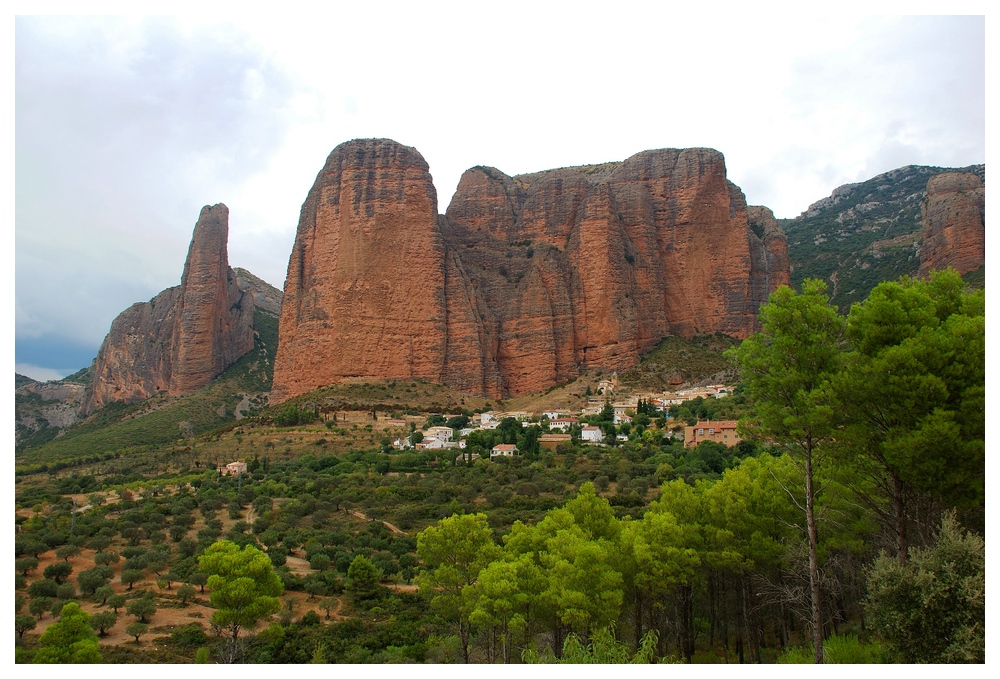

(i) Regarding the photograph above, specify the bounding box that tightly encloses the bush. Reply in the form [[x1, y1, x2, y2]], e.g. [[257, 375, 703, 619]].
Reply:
[[171, 624, 209, 648], [865, 512, 984, 663]]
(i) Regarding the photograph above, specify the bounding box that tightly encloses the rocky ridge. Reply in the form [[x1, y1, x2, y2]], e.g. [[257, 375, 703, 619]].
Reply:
[[781, 163, 985, 310], [84, 204, 255, 413], [272, 139, 790, 402]]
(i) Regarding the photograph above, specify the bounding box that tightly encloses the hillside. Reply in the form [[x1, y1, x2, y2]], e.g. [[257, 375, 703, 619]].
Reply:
[[15, 309, 279, 467], [782, 163, 985, 310], [617, 333, 739, 391]]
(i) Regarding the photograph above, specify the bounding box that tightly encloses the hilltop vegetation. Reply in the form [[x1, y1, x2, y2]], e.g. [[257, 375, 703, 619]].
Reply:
[[781, 163, 984, 310]]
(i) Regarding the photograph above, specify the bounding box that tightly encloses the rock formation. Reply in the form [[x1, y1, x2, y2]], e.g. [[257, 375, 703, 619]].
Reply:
[[271, 139, 790, 402], [919, 172, 985, 277], [85, 204, 255, 412]]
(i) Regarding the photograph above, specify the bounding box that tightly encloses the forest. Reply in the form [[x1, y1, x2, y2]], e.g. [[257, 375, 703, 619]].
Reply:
[[12, 270, 984, 664]]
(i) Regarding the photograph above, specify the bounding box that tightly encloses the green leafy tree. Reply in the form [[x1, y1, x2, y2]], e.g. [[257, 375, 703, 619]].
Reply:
[[502, 484, 623, 655], [198, 540, 283, 662], [29, 597, 53, 620], [189, 571, 209, 593], [127, 592, 156, 623], [15, 614, 37, 642], [304, 580, 328, 600], [319, 597, 338, 620], [15, 557, 39, 577], [309, 553, 332, 572], [77, 568, 109, 596], [865, 512, 984, 663], [55, 544, 80, 562], [836, 270, 984, 562], [94, 550, 120, 567], [417, 513, 500, 663], [92, 585, 114, 606], [121, 568, 144, 591], [28, 578, 59, 598], [32, 602, 102, 663], [43, 561, 72, 584], [126, 622, 148, 643], [107, 594, 127, 614], [89, 610, 118, 637], [729, 279, 845, 664], [346, 555, 382, 603], [177, 584, 197, 606], [497, 417, 522, 445]]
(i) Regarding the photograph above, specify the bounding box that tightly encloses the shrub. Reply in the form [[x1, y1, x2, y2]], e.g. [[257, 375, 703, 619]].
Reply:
[[865, 512, 984, 663]]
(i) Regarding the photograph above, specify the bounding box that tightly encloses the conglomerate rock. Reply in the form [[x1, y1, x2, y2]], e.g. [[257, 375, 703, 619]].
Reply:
[[85, 204, 254, 411], [272, 139, 790, 402], [919, 172, 985, 277]]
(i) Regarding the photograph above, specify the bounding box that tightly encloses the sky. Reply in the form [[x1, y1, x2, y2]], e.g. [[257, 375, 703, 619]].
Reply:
[[9, 3, 989, 382]]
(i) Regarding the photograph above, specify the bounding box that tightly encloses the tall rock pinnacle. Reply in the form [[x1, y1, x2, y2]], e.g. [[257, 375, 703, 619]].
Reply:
[[171, 204, 254, 393], [84, 204, 254, 412]]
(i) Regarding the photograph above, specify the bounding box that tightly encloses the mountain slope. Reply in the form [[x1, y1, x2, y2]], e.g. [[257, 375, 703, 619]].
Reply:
[[781, 163, 985, 310]]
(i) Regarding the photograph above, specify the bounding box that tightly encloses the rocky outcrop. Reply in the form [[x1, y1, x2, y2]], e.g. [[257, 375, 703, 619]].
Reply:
[[270, 140, 447, 403], [233, 268, 283, 317], [272, 139, 790, 402], [919, 172, 985, 277], [85, 204, 254, 412], [747, 205, 791, 303]]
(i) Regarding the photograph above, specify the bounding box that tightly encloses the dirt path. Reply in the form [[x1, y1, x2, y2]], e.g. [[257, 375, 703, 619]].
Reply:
[[348, 510, 406, 535]]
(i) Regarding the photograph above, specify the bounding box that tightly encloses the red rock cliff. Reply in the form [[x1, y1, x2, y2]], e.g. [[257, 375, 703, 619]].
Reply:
[[85, 204, 254, 411], [270, 139, 447, 403], [271, 141, 789, 402], [919, 172, 985, 277]]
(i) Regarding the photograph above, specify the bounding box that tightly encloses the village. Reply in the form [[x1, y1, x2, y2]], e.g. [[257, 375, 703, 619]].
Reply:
[[380, 378, 740, 462]]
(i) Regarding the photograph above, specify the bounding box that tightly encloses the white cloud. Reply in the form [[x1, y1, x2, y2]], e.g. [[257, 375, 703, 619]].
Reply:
[[15, 364, 75, 383], [13, 9, 988, 373]]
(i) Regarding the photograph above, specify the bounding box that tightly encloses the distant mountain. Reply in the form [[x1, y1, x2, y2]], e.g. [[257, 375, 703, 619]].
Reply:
[[781, 163, 985, 311]]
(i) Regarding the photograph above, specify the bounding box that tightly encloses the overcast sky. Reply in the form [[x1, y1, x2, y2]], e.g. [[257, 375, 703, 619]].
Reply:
[[10, 5, 988, 382]]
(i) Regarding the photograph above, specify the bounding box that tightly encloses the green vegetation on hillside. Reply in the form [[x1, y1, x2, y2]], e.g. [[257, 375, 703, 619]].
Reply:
[[618, 334, 738, 390], [781, 163, 985, 310], [15, 310, 279, 467], [12, 272, 983, 665]]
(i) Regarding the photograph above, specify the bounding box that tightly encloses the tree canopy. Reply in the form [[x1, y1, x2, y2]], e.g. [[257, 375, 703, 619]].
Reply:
[[32, 602, 102, 664], [198, 540, 283, 643]]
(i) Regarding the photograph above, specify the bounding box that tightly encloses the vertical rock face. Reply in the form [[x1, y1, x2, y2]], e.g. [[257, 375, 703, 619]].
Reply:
[[747, 205, 792, 302], [85, 204, 254, 412], [171, 204, 254, 393], [270, 139, 447, 403], [271, 140, 790, 402], [919, 172, 985, 277]]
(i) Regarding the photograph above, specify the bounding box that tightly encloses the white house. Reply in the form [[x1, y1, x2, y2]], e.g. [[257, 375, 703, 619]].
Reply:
[[218, 461, 247, 476], [490, 443, 519, 459], [417, 437, 447, 451], [548, 418, 578, 432], [581, 426, 603, 443], [424, 426, 454, 443]]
